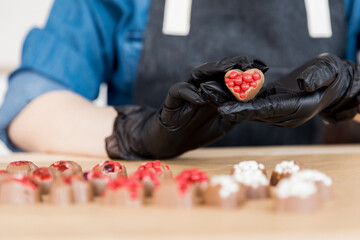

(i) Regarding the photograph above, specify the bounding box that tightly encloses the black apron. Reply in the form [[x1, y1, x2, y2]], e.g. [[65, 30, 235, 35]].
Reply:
[[134, 0, 347, 146]]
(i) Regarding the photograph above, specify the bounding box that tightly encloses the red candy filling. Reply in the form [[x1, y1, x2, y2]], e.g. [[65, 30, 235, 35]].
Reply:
[[32, 167, 52, 181], [106, 176, 143, 199], [93, 160, 123, 173], [50, 161, 72, 172], [175, 168, 208, 195], [225, 70, 260, 98], [133, 169, 160, 186], [137, 160, 169, 176]]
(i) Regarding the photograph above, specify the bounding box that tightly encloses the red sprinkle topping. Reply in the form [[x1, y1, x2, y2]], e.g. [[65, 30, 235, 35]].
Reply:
[[32, 167, 52, 181], [0, 170, 8, 175], [10, 160, 33, 166], [137, 161, 170, 174], [93, 160, 123, 173], [133, 161, 170, 186], [175, 168, 208, 195], [50, 161, 72, 172], [3, 175, 38, 190], [106, 176, 143, 200], [133, 169, 160, 186]]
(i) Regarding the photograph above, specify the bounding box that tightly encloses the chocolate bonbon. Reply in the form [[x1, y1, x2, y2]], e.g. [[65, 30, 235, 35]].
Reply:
[[32, 167, 54, 194], [133, 160, 172, 197], [102, 176, 143, 207], [50, 176, 92, 205], [176, 168, 208, 203], [49, 161, 82, 177], [0, 175, 40, 204], [85, 170, 111, 196], [270, 160, 304, 186], [224, 69, 264, 102], [93, 160, 127, 179], [291, 169, 332, 200], [152, 179, 196, 208], [233, 170, 270, 199], [275, 177, 321, 212], [6, 161, 38, 176], [203, 175, 246, 208]]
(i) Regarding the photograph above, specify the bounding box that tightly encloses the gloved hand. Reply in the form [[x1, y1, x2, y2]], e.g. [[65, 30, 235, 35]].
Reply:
[[216, 54, 360, 127], [106, 56, 268, 160]]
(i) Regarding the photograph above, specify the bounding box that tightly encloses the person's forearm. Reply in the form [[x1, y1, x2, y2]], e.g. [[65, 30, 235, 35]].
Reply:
[[8, 91, 117, 157]]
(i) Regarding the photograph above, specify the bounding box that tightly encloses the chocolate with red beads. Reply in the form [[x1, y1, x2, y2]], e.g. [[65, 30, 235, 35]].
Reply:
[[0, 175, 40, 204], [50, 176, 92, 205], [224, 69, 264, 102], [102, 176, 143, 207], [92, 160, 127, 180], [49, 160, 83, 177], [176, 168, 208, 203], [133, 160, 172, 197], [32, 167, 54, 194], [203, 175, 246, 209], [85, 170, 111, 196], [152, 179, 197, 208], [6, 160, 38, 176]]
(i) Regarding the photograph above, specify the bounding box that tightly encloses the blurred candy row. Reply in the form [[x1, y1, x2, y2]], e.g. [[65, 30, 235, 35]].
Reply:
[[0, 159, 332, 212]]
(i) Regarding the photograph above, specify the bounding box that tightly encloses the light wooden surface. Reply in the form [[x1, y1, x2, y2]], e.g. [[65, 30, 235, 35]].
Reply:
[[0, 145, 359, 240]]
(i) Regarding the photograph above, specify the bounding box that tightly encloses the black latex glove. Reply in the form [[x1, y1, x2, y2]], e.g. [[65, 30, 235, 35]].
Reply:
[[217, 54, 360, 127], [106, 56, 267, 160]]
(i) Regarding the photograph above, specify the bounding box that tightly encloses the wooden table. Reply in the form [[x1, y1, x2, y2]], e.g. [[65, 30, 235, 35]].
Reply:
[[0, 145, 359, 240]]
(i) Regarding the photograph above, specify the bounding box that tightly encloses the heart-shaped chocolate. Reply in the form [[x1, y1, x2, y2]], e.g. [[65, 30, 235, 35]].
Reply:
[[224, 69, 265, 102]]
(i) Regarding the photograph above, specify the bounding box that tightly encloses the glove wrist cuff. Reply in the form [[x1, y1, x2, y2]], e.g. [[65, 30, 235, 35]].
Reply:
[[105, 105, 155, 160]]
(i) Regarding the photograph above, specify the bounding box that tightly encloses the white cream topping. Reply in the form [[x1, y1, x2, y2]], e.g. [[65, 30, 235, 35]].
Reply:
[[210, 175, 239, 199], [275, 177, 317, 199], [232, 160, 265, 174], [233, 170, 268, 188], [292, 169, 332, 186], [275, 160, 300, 174]]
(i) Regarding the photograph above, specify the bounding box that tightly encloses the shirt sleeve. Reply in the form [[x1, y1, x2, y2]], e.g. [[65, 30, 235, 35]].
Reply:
[[0, 70, 69, 152], [0, 0, 124, 152], [12, 0, 121, 100], [345, 0, 360, 62]]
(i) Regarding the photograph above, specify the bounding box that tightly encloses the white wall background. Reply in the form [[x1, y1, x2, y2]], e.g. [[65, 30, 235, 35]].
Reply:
[[0, 0, 54, 155], [0, 0, 107, 155]]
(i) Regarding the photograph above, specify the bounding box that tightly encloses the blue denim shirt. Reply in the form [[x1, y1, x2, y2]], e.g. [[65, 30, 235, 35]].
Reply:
[[1, 0, 360, 151]]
